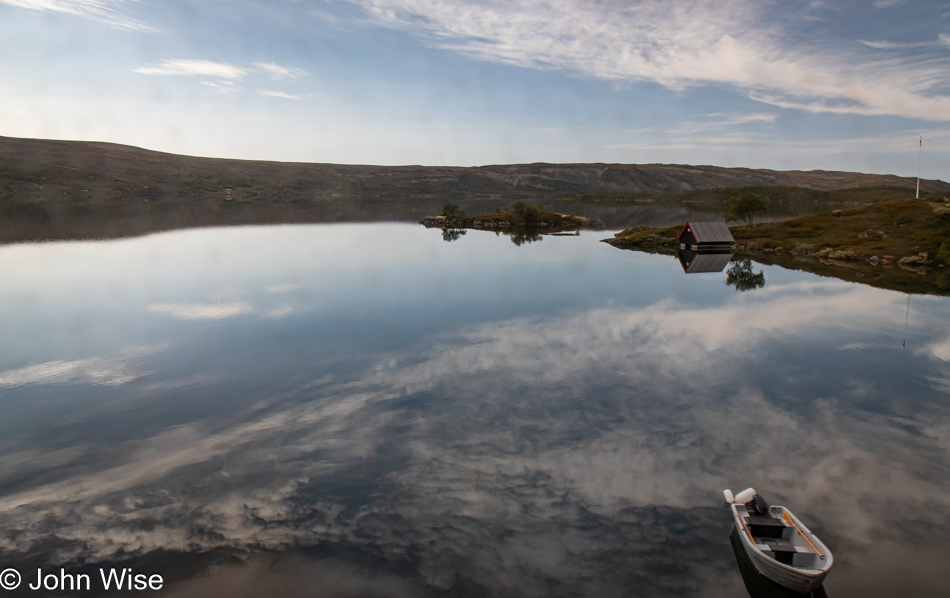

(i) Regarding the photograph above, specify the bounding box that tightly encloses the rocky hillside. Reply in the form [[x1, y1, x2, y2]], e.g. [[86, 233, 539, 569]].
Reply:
[[4, 135, 949, 205]]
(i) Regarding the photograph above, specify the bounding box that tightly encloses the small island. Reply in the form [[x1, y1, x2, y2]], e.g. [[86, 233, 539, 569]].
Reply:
[[421, 201, 602, 234]]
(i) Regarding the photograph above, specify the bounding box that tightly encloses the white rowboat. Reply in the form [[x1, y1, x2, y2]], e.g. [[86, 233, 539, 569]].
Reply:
[[725, 488, 833, 594]]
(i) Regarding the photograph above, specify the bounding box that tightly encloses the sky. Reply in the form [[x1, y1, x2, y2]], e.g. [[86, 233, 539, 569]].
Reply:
[[1, 0, 949, 180]]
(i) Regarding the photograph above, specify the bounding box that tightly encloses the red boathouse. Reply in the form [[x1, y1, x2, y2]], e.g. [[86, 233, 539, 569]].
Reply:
[[677, 220, 735, 250]]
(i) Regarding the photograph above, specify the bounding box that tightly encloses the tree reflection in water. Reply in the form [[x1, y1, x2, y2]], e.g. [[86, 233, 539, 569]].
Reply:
[[726, 259, 766, 292], [441, 228, 466, 242], [508, 230, 543, 246]]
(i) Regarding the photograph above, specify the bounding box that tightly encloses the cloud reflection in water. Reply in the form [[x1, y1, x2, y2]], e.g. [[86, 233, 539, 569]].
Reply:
[[0, 225, 948, 597]]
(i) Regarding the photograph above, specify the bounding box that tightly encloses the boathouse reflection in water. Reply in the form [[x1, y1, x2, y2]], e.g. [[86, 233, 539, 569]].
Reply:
[[676, 249, 734, 273]]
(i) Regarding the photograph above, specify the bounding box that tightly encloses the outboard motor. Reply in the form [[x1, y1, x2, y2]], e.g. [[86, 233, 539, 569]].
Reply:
[[730, 487, 772, 516], [750, 493, 771, 516], [734, 487, 756, 504]]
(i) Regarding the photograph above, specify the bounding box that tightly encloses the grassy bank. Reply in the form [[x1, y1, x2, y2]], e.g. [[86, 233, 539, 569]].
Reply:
[[731, 199, 949, 261], [605, 198, 950, 295], [555, 185, 945, 208]]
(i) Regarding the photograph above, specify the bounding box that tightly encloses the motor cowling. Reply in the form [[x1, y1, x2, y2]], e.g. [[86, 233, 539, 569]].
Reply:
[[750, 493, 771, 516], [734, 487, 756, 504]]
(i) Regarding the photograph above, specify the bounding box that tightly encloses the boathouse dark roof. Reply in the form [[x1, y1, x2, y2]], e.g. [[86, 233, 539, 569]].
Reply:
[[676, 221, 735, 245]]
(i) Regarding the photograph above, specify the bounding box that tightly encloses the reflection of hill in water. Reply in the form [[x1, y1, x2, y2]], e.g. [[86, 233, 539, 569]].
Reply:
[[0, 199, 735, 244]]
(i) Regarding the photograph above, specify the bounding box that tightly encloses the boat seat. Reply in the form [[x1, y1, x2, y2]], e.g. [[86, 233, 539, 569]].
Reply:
[[746, 515, 786, 539], [766, 544, 797, 565]]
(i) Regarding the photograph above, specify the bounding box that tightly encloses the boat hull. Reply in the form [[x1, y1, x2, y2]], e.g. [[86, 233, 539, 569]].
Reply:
[[731, 504, 832, 595]]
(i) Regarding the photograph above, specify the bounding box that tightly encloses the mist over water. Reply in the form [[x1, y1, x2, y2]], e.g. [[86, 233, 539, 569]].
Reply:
[[0, 223, 948, 597]]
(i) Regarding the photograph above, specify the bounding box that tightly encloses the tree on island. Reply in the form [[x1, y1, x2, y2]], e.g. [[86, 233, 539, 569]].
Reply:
[[725, 259, 765, 292], [725, 191, 770, 225], [511, 200, 543, 225], [441, 202, 466, 220]]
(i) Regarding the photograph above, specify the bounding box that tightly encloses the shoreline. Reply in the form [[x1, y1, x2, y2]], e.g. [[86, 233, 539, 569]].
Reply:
[[604, 198, 950, 296]]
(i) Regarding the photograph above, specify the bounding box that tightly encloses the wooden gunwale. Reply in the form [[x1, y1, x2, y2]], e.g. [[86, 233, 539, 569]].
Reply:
[[738, 511, 757, 545], [782, 510, 825, 559]]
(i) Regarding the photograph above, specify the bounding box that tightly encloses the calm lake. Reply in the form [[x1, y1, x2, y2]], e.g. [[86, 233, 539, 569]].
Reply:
[[1, 222, 948, 597]]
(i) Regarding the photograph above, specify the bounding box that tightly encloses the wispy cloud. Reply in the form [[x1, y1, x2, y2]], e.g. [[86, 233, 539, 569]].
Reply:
[[612, 111, 775, 150], [252, 62, 308, 79], [134, 59, 249, 80], [133, 59, 309, 99], [345, 0, 950, 121], [922, 336, 950, 363], [0, 0, 151, 30], [859, 40, 934, 50], [656, 112, 775, 134], [0, 345, 165, 388], [264, 304, 298, 319], [133, 59, 310, 81], [606, 132, 763, 151], [803, 128, 950, 153], [701, 112, 777, 125], [147, 301, 253, 320], [202, 81, 238, 94], [266, 283, 300, 293], [260, 90, 302, 100], [0, 358, 136, 387]]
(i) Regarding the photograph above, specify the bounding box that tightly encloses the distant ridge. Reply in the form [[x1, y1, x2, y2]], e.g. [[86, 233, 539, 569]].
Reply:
[[3, 135, 949, 202]]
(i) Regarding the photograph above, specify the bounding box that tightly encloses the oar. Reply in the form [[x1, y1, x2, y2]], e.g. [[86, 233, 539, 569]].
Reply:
[[738, 510, 756, 545], [782, 511, 825, 560]]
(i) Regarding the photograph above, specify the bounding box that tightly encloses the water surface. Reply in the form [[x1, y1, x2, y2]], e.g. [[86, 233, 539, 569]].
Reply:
[[1, 223, 948, 597]]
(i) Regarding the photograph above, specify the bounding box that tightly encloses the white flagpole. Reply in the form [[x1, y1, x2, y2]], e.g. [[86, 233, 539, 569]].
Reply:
[[916, 136, 921, 199]]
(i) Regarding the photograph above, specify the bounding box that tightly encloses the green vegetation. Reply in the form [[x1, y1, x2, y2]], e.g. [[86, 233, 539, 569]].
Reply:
[[511, 200, 543, 225], [731, 199, 949, 261], [938, 240, 950, 265], [421, 203, 601, 246], [603, 225, 682, 249], [423, 203, 600, 231], [441, 202, 466, 219], [725, 191, 769, 225], [555, 185, 946, 215]]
